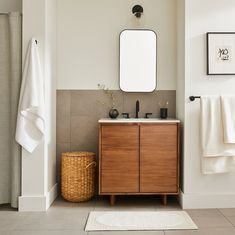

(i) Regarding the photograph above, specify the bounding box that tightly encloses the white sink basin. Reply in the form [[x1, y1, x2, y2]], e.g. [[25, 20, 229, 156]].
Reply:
[[98, 118, 180, 123]]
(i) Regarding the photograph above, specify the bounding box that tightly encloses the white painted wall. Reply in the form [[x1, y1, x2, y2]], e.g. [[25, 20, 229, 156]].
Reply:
[[19, 0, 235, 210], [176, 0, 185, 191], [57, 0, 177, 90], [0, 0, 22, 12], [19, 0, 57, 211], [180, 0, 235, 208], [45, 0, 57, 193], [20, 0, 46, 211]]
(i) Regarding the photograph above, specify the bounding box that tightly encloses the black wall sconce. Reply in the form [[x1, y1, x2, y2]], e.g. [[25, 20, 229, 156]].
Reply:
[[132, 5, 143, 18]]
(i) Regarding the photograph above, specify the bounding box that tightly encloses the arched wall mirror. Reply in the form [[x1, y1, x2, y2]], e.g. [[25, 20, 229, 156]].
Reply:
[[119, 29, 157, 92]]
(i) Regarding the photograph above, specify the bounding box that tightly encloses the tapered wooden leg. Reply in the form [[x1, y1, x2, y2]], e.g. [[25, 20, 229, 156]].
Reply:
[[161, 194, 167, 205], [110, 195, 116, 206]]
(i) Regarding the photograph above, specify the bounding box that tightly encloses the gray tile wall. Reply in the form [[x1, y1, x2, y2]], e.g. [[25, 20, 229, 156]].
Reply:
[[56, 90, 176, 190]]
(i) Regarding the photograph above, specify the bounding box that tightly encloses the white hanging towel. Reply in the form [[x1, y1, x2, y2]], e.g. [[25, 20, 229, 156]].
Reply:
[[15, 38, 45, 153], [221, 95, 235, 144], [200, 95, 235, 174]]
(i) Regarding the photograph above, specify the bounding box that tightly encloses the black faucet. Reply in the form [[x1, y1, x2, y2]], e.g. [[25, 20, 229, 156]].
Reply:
[[135, 100, 140, 118]]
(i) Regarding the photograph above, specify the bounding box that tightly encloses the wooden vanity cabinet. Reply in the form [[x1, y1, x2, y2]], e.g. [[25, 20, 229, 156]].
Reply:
[[99, 122, 180, 205], [140, 124, 178, 193], [100, 124, 139, 193]]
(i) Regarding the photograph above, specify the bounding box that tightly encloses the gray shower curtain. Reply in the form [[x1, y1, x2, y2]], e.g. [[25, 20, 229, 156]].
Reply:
[[0, 12, 22, 208]]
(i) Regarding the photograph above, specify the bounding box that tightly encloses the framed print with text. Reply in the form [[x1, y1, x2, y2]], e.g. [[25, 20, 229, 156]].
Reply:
[[207, 32, 235, 75]]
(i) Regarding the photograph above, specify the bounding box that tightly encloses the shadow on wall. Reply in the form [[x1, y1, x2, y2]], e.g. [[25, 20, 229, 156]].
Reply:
[[56, 90, 176, 192]]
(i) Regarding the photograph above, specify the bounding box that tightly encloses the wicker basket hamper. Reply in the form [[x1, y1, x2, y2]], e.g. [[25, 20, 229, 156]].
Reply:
[[61, 151, 96, 202]]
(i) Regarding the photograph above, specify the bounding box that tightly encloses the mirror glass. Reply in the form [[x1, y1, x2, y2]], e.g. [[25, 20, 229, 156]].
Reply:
[[120, 29, 157, 92]]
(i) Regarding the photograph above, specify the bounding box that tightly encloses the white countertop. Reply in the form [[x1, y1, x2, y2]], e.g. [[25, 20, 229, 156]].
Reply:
[[98, 118, 180, 123]]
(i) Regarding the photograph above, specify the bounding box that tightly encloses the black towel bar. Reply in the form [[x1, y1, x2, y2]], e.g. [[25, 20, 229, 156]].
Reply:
[[189, 96, 201, 101]]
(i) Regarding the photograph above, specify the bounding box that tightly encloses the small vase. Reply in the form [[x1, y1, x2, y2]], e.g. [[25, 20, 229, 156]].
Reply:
[[109, 108, 119, 119]]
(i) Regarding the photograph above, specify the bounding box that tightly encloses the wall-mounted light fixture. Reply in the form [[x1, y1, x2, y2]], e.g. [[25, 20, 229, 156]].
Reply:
[[132, 5, 143, 18]]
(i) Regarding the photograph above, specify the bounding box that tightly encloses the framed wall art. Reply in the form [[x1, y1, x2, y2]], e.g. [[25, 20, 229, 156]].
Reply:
[[207, 32, 235, 75]]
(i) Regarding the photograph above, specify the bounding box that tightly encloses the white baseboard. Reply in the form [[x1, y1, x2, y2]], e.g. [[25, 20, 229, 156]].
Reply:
[[19, 183, 58, 212], [179, 190, 235, 209], [46, 183, 58, 209], [19, 195, 47, 211]]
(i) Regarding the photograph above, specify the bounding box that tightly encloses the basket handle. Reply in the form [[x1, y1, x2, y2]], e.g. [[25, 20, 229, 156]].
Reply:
[[86, 161, 97, 169]]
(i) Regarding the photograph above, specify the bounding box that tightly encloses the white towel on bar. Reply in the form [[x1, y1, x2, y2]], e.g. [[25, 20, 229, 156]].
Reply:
[[221, 95, 235, 144], [200, 95, 235, 174], [15, 38, 45, 153]]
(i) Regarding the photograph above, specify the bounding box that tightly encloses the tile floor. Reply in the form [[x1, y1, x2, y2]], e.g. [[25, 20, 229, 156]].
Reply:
[[1, 195, 235, 235]]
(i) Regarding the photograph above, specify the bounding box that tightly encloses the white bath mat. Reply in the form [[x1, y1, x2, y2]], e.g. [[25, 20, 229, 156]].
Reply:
[[85, 211, 198, 231]]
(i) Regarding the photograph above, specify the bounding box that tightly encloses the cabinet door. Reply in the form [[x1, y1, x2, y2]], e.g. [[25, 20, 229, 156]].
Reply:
[[100, 124, 139, 193], [140, 124, 178, 193]]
